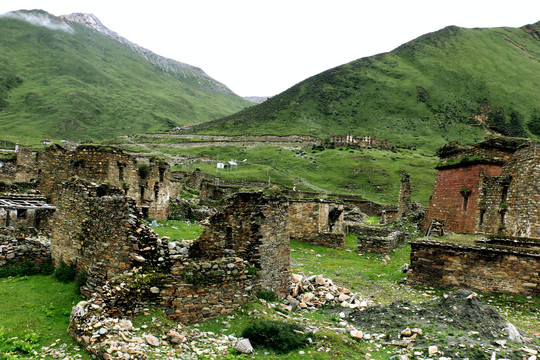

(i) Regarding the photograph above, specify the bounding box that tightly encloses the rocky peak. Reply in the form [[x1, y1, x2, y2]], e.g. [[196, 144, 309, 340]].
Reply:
[[59, 12, 234, 95]]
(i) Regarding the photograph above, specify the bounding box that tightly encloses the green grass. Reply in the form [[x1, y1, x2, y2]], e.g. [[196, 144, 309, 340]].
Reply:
[[0, 275, 90, 359], [142, 144, 437, 205], [151, 219, 204, 240], [290, 236, 415, 304]]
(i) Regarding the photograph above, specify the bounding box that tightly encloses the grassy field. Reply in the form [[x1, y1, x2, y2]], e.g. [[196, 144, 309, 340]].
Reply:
[[151, 219, 205, 241], [123, 142, 438, 205], [0, 275, 89, 359]]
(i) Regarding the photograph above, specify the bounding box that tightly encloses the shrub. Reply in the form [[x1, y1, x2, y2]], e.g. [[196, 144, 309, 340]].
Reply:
[[0, 260, 38, 278], [75, 271, 88, 294], [256, 290, 276, 302], [53, 260, 77, 283], [241, 320, 311, 353], [138, 163, 150, 179], [40, 258, 55, 275]]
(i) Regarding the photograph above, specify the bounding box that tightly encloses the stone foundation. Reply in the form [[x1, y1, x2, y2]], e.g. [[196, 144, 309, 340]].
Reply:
[[294, 232, 345, 249], [350, 225, 407, 254]]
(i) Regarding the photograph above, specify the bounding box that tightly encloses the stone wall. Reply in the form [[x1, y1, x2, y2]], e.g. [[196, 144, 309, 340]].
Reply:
[[397, 173, 412, 218], [494, 144, 540, 238], [329, 134, 394, 150], [408, 239, 540, 295], [0, 235, 51, 271], [297, 233, 345, 249], [160, 253, 261, 323], [49, 179, 169, 288], [162, 192, 290, 323], [289, 200, 345, 247], [38, 145, 175, 220], [190, 192, 290, 297], [351, 225, 406, 254]]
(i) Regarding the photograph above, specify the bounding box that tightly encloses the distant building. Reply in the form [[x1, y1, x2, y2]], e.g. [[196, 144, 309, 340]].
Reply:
[[329, 134, 394, 150]]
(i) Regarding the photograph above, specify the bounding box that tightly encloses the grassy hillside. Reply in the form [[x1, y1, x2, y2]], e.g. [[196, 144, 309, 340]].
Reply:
[[0, 10, 251, 143], [193, 23, 540, 152], [113, 138, 437, 204]]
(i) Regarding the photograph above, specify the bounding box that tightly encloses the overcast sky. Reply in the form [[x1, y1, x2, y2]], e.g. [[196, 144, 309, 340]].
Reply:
[[1, 1, 539, 97]]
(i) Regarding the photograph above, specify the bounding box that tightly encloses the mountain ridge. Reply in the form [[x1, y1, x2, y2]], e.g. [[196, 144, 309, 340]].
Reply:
[[59, 12, 232, 95], [0, 10, 251, 142], [191, 22, 540, 151]]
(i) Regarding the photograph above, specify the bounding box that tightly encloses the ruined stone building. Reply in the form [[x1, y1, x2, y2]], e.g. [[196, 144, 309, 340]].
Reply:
[[409, 138, 540, 295], [289, 200, 345, 248], [0, 195, 55, 229], [423, 138, 540, 238], [329, 134, 394, 150], [1, 144, 178, 221]]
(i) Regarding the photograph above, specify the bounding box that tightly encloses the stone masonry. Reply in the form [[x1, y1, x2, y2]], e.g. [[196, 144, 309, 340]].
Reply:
[[408, 238, 540, 295], [289, 200, 345, 248], [50, 186, 291, 326], [423, 138, 539, 238], [349, 225, 407, 254], [49, 179, 169, 289], [37, 144, 176, 220]]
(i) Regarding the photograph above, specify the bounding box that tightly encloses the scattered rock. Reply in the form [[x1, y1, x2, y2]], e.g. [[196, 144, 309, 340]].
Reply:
[[234, 338, 253, 354], [144, 334, 159, 346]]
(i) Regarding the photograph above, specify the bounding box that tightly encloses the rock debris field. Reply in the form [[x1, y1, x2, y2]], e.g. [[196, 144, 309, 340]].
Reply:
[[50, 275, 540, 359]]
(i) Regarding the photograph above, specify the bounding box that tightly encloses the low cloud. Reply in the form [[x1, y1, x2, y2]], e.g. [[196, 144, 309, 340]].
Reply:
[[1, 11, 74, 33]]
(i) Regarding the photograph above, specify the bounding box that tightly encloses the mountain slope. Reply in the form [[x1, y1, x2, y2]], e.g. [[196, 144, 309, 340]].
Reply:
[[193, 23, 540, 151], [0, 10, 251, 142]]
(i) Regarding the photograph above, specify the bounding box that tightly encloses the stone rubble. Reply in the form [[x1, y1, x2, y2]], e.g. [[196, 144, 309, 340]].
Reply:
[[284, 273, 373, 310], [68, 294, 240, 359]]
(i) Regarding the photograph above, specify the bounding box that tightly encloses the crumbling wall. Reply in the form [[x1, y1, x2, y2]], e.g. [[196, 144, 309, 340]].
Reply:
[[161, 192, 290, 323], [408, 240, 540, 295], [38, 145, 174, 220], [190, 192, 290, 296], [495, 144, 540, 238], [350, 225, 406, 254], [397, 173, 412, 218], [289, 200, 345, 248], [49, 179, 169, 288], [0, 235, 51, 271]]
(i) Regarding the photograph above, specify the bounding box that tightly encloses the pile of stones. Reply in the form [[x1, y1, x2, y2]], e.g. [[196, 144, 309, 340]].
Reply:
[[284, 273, 371, 311], [69, 279, 237, 359]]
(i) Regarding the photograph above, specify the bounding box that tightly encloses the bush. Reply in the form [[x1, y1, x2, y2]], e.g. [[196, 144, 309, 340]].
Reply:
[[241, 320, 311, 353], [40, 258, 55, 275], [138, 163, 150, 179], [256, 290, 276, 302], [0, 260, 38, 278], [53, 261, 76, 283], [75, 271, 88, 293]]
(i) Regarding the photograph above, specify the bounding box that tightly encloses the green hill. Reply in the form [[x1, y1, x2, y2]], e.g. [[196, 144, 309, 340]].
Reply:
[[193, 23, 540, 151], [0, 10, 251, 143]]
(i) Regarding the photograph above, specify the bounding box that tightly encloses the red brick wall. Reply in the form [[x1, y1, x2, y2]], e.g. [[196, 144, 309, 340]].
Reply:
[[423, 164, 502, 233]]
